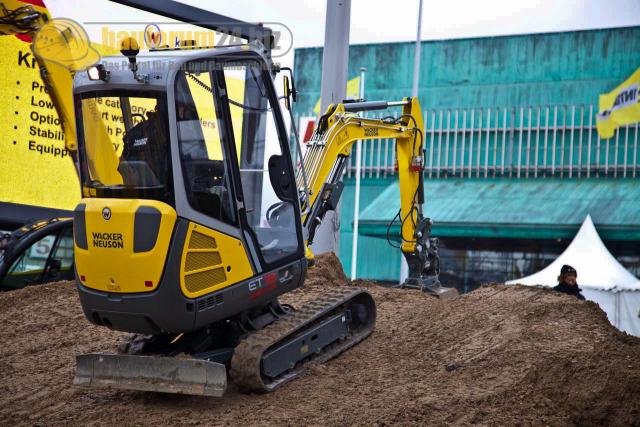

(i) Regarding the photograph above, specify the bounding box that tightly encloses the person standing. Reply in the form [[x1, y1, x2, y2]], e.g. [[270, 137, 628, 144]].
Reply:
[[553, 264, 585, 300]]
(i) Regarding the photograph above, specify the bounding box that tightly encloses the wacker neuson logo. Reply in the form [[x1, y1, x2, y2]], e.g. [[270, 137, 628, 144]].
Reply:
[[92, 232, 124, 249]]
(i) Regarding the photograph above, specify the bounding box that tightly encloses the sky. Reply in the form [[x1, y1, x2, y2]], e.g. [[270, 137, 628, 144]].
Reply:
[[47, 0, 640, 69]]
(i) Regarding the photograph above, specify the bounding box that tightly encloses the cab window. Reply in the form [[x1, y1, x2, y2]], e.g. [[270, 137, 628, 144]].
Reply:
[[223, 61, 300, 265], [174, 70, 236, 225], [77, 93, 172, 203]]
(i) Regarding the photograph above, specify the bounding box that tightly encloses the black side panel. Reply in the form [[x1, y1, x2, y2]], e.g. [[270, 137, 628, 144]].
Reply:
[[74, 204, 88, 249], [133, 206, 161, 252]]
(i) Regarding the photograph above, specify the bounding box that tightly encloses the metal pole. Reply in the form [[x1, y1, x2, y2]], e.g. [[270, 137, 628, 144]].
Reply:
[[319, 0, 351, 114], [485, 108, 491, 178], [452, 109, 459, 175], [312, 0, 351, 256], [401, 0, 423, 284], [437, 110, 444, 178], [501, 108, 507, 176], [476, 109, 483, 178], [517, 107, 524, 178], [587, 104, 593, 178], [428, 110, 435, 178], [634, 121, 638, 178], [350, 67, 366, 280], [411, 0, 424, 98]]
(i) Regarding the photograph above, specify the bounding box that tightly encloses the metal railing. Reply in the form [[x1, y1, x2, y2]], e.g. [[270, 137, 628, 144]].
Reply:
[[295, 104, 640, 179]]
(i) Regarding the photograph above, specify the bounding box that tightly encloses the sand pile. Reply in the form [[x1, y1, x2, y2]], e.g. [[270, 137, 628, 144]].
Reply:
[[1, 253, 639, 426]]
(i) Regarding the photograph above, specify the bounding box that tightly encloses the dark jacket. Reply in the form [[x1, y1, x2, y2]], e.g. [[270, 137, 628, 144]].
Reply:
[[553, 282, 585, 300]]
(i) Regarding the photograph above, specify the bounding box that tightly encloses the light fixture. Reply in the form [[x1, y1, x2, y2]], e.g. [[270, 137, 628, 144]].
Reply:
[[87, 64, 109, 82]]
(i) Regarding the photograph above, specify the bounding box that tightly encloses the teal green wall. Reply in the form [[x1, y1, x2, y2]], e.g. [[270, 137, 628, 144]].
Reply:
[[293, 27, 640, 280], [294, 26, 640, 113], [338, 179, 402, 281], [358, 178, 640, 241]]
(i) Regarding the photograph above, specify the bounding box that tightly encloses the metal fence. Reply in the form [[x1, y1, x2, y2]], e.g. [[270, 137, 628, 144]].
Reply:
[[440, 247, 640, 293], [295, 104, 640, 179]]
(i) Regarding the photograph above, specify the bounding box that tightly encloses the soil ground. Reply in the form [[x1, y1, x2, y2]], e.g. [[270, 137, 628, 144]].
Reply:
[[1, 253, 640, 426]]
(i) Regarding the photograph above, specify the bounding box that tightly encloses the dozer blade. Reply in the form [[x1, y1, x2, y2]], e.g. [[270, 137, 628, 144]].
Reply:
[[74, 353, 227, 397]]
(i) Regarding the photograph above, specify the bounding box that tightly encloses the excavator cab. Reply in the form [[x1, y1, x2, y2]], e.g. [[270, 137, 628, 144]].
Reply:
[[73, 45, 307, 334]]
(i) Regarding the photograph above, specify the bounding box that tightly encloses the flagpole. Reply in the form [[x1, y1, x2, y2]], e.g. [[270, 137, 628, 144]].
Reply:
[[412, 0, 423, 98], [350, 67, 366, 280]]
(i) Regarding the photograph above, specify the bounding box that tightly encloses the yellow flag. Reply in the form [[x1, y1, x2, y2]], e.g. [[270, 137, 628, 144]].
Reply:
[[312, 75, 361, 115], [596, 66, 640, 139]]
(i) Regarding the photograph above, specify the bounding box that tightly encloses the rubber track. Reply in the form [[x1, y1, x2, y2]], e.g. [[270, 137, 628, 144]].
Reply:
[[230, 286, 375, 393]]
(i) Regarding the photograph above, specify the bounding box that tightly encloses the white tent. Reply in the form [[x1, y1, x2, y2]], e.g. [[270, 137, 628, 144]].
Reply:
[[507, 215, 640, 336]]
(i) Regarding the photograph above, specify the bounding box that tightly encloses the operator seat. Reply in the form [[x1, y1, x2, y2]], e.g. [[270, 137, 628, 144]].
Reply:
[[119, 107, 168, 187]]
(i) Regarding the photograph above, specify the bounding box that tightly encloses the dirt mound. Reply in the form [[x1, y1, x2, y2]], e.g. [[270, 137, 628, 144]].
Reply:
[[304, 252, 348, 287], [1, 255, 640, 426]]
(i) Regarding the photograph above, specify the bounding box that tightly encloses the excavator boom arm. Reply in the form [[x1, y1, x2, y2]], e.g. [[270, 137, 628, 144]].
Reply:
[[299, 97, 457, 297], [300, 97, 423, 252]]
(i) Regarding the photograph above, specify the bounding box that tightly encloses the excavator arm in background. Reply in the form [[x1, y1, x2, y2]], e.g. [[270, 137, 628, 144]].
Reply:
[[298, 97, 458, 298]]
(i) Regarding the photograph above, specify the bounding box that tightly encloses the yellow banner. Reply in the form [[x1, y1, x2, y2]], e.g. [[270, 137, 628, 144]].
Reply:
[[0, 4, 246, 213], [596, 66, 640, 139], [313, 75, 361, 116], [0, 1, 81, 211]]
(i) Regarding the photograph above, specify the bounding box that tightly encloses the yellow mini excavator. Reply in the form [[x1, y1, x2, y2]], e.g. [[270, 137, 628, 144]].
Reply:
[[2, 0, 457, 397]]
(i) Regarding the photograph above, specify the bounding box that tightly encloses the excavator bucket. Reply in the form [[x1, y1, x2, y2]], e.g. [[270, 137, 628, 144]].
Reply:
[[400, 277, 459, 300], [427, 286, 459, 300], [74, 353, 227, 397]]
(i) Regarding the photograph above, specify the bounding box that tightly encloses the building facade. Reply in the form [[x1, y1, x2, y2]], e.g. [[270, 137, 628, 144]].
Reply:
[[293, 26, 640, 291]]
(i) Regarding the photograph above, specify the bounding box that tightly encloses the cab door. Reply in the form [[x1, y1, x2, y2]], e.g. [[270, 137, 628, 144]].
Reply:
[[218, 59, 303, 269]]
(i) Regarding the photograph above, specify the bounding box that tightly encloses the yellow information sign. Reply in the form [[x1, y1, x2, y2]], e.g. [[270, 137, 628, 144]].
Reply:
[[0, 30, 81, 211], [1, 6, 248, 213], [312, 75, 361, 116]]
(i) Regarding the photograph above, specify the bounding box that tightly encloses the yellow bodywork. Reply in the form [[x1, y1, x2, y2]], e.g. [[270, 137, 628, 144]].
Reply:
[[305, 245, 315, 264], [75, 198, 176, 293], [75, 197, 254, 298], [300, 98, 425, 254], [179, 222, 254, 299]]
